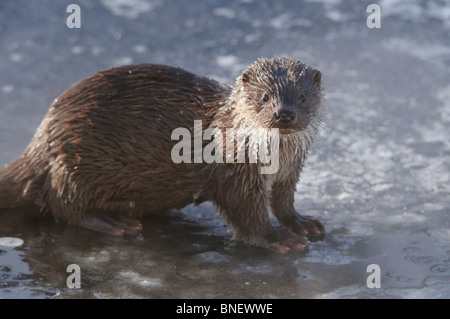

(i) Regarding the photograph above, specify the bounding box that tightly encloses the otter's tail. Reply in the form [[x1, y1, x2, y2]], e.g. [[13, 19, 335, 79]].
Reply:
[[0, 156, 39, 210]]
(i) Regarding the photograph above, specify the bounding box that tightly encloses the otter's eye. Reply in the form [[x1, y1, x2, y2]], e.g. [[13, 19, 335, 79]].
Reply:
[[262, 94, 270, 103], [300, 93, 306, 103]]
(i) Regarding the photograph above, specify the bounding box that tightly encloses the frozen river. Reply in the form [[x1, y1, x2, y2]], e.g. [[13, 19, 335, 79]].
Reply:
[[0, 0, 449, 299]]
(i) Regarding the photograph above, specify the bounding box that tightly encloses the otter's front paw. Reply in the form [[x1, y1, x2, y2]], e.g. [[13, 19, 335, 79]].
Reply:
[[282, 213, 325, 237], [264, 232, 309, 253]]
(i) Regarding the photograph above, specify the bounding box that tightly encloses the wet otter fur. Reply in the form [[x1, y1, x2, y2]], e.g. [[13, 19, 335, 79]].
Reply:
[[0, 57, 325, 252]]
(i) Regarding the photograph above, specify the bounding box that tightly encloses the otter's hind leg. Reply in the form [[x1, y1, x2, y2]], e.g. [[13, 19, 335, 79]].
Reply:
[[42, 179, 142, 236], [78, 213, 142, 236]]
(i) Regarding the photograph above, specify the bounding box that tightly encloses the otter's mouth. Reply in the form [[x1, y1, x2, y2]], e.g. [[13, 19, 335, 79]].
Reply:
[[271, 123, 304, 134], [270, 113, 311, 134], [279, 128, 297, 134]]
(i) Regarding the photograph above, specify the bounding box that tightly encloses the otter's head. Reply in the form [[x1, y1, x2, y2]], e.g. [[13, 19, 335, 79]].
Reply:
[[231, 57, 323, 135]]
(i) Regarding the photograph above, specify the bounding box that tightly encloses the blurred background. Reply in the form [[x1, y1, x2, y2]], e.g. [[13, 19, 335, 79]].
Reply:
[[0, 0, 449, 298]]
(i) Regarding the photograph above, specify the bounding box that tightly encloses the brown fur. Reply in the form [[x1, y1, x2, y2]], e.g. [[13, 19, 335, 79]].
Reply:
[[0, 57, 325, 251]]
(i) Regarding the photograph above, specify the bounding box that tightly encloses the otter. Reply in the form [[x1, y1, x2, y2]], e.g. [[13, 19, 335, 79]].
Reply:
[[0, 57, 325, 253]]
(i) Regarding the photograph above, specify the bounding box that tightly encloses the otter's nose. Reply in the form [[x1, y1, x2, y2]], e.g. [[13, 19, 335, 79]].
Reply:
[[273, 109, 295, 123]]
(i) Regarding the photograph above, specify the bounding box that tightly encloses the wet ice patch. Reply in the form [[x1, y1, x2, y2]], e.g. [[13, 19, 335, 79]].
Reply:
[[213, 7, 236, 19], [111, 56, 134, 66], [306, 246, 360, 265], [325, 10, 349, 22], [382, 38, 450, 67], [414, 156, 450, 191], [2, 85, 14, 94], [79, 250, 111, 263], [385, 286, 443, 299], [327, 89, 378, 123], [91, 46, 103, 56], [119, 270, 162, 287], [436, 85, 450, 123], [0, 237, 24, 247], [308, 74, 449, 199], [305, 0, 348, 22], [215, 55, 246, 79], [132, 45, 147, 54], [305, 0, 341, 4], [371, 184, 392, 192], [71, 46, 83, 54], [216, 55, 239, 68], [269, 13, 312, 29], [383, 212, 427, 224], [380, 0, 422, 20], [180, 202, 224, 228], [316, 284, 361, 298], [194, 251, 232, 263], [10, 53, 25, 63], [242, 261, 274, 275], [427, 2, 450, 28], [336, 192, 351, 200], [100, 0, 161, 19], [424, 275, 450, 292], [429, 228, 450, 242], [381, 0, 450, 28], [430, 232, 450, 252]]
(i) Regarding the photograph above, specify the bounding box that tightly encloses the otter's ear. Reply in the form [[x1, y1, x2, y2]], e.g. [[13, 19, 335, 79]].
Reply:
[[241, 72, 251, 84], [312, 70, 322, 89]]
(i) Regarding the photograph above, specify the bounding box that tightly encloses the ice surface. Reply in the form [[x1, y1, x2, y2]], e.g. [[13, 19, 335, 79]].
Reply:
[[0, 237, 24, 247], [0, 0, 449, 299]]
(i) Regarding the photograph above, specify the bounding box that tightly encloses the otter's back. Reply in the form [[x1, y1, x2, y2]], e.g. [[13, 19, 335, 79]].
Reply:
[[32, 64, 229, 210]]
